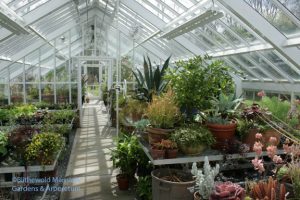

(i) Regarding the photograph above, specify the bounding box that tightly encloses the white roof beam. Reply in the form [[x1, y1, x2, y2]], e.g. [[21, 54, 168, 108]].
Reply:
[[217, 0, 300, 68], [120, 0, 204, 55], [242, 82, 300, 93]]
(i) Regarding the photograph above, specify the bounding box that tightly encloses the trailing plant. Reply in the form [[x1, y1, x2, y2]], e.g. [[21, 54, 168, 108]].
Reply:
[[133, 55, 171, 102], [25, 132, 64, 165], [210, 182, 245, 200], [135, 176, 152, 200], [0, 131, 8, 157], [111, 134, 140, 177], [191, 156, 220, 199], [146, 90, 179, 129], [171, 125, 215, 148], [166, 55, 237, 119]]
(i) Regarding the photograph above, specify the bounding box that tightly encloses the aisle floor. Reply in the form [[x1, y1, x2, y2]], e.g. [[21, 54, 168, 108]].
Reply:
[[60, 100, 135, 200]]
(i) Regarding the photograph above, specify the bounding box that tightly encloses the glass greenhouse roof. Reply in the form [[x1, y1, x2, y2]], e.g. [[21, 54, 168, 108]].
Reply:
[[0, 0, 300, 91]]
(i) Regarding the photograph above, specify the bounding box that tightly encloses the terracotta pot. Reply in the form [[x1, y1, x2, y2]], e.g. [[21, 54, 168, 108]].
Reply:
[[150, 148, 165, 160], [166, 149, 178, 159], [207, 122, 237, 151], [180, 144, 206, 155], [147, 127, 173, 144], [194, 191, 201, 200], [116, 174, 129, 190], [242, 128, 281, 151]]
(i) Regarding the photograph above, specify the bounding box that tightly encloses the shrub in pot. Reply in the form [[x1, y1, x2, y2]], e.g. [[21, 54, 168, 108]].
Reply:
[[161, 139, 178, 159], [146, 90, 180, 144], [171, 125, 215, 155], [25, 132, 64, 166], [111, 134, 140, 190], [150, 141, 166, 160], [206, 93, 242, 151], [166, 55, 236, 121]]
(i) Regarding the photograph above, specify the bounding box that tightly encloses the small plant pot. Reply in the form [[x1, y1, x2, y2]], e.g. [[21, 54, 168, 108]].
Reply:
[[116, 174, 129, 190], [166, 149, 178, 159], [194, 191, 201, 200], [180, 144, 206, 156], [150, 148, 165, 160]]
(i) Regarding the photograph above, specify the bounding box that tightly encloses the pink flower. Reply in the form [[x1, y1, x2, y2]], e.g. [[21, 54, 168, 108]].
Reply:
[[252, 158, 265, 174], [269, 137, 277, 145], [272, 155, 283, 164], [267, 145, 277, 159], [253, 142, 263, 156], [255, 133, 263, 139], [257, 90, 266, 97]]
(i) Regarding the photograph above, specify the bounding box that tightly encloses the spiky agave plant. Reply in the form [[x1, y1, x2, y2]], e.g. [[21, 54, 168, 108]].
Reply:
[[132, 55, 171, 102]]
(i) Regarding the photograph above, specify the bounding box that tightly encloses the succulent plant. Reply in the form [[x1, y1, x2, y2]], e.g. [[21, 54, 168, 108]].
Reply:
[[210, 181, 245, 200], [251, 176, 287, 200], [191, 156, 220, 199]]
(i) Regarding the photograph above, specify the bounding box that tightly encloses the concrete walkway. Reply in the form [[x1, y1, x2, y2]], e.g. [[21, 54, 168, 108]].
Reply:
[[60, 100, 135, 200]]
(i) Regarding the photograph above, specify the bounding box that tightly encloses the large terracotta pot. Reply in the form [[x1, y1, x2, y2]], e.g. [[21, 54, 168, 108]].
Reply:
[[147, 127, 174, 144], [166, 149, 178, 159], [116, 174, 129, 190], [242, 128, 281, 151], [207, 122, 237, 151]]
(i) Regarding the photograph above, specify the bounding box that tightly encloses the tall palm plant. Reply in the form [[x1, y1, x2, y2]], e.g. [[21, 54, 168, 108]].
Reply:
[[132, 55, 171, 102]]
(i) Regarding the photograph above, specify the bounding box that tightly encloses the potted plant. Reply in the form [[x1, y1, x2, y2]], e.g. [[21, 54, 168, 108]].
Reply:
[[146, 90, 180, 144], [171, 125, 215, 155], [133, 55, 171, 102], [206, 93, 242, 151], [161, 139, 178, 159], [150, 141, 165, 160], [111, 134, 140, 190], [0, 131, 8, 162], [25, 132, 64, 166], [191, 156, 220, 200], [166, 56, 236, 121], [135, 176, 152, 200]]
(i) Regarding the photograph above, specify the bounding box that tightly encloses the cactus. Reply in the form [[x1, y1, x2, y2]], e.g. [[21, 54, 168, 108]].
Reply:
[[191, 156, 220, 199], [210, 181, 245, 200], [251, 176, 287, 200]]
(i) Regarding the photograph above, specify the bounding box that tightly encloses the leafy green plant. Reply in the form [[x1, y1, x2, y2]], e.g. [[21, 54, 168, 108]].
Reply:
[[166, 56, 236, 117], [43, 110, 76, 124], [25, 132, 64, 165], [0, 131, 8, 156], [146, 90, 179, 129], [111, 134, 140, 176], [171, 125, 215, 147], [135, 176, 152, 200], [133, 55, 171, 102]]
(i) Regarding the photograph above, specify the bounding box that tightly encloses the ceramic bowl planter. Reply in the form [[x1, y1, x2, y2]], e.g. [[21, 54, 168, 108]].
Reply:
[[147, 127, 173, 144], [180, 144, 206, 156]]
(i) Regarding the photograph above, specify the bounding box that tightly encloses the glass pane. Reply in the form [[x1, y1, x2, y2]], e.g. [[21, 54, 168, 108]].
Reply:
[[71, 84, 78, 104], [41, 84, 54, 103], [56, 60, 69, 82], [41, 56, 54, 82], [26, 84, 39, 103], [25, 65, 39, 82], [245, 0, 300, 37], [278, 0, 300, 21], [0, 77, 9, 105], [56, 84, 69, 104], [10, 84, 23, 104]]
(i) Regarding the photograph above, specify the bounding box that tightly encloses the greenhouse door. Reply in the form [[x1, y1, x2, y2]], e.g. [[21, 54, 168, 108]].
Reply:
[[77, 57, 113, 127]]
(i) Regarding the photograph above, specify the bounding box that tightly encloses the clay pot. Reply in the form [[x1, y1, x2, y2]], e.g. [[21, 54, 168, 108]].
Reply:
[[150, 148, 165, 160], [242, 128, 281, 151], [116, 174, 129, 190], [207, 122, 237, 151], [180, 144, 206, 156], [147, 127, 174, 144], [166, 149, 178, 159]]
